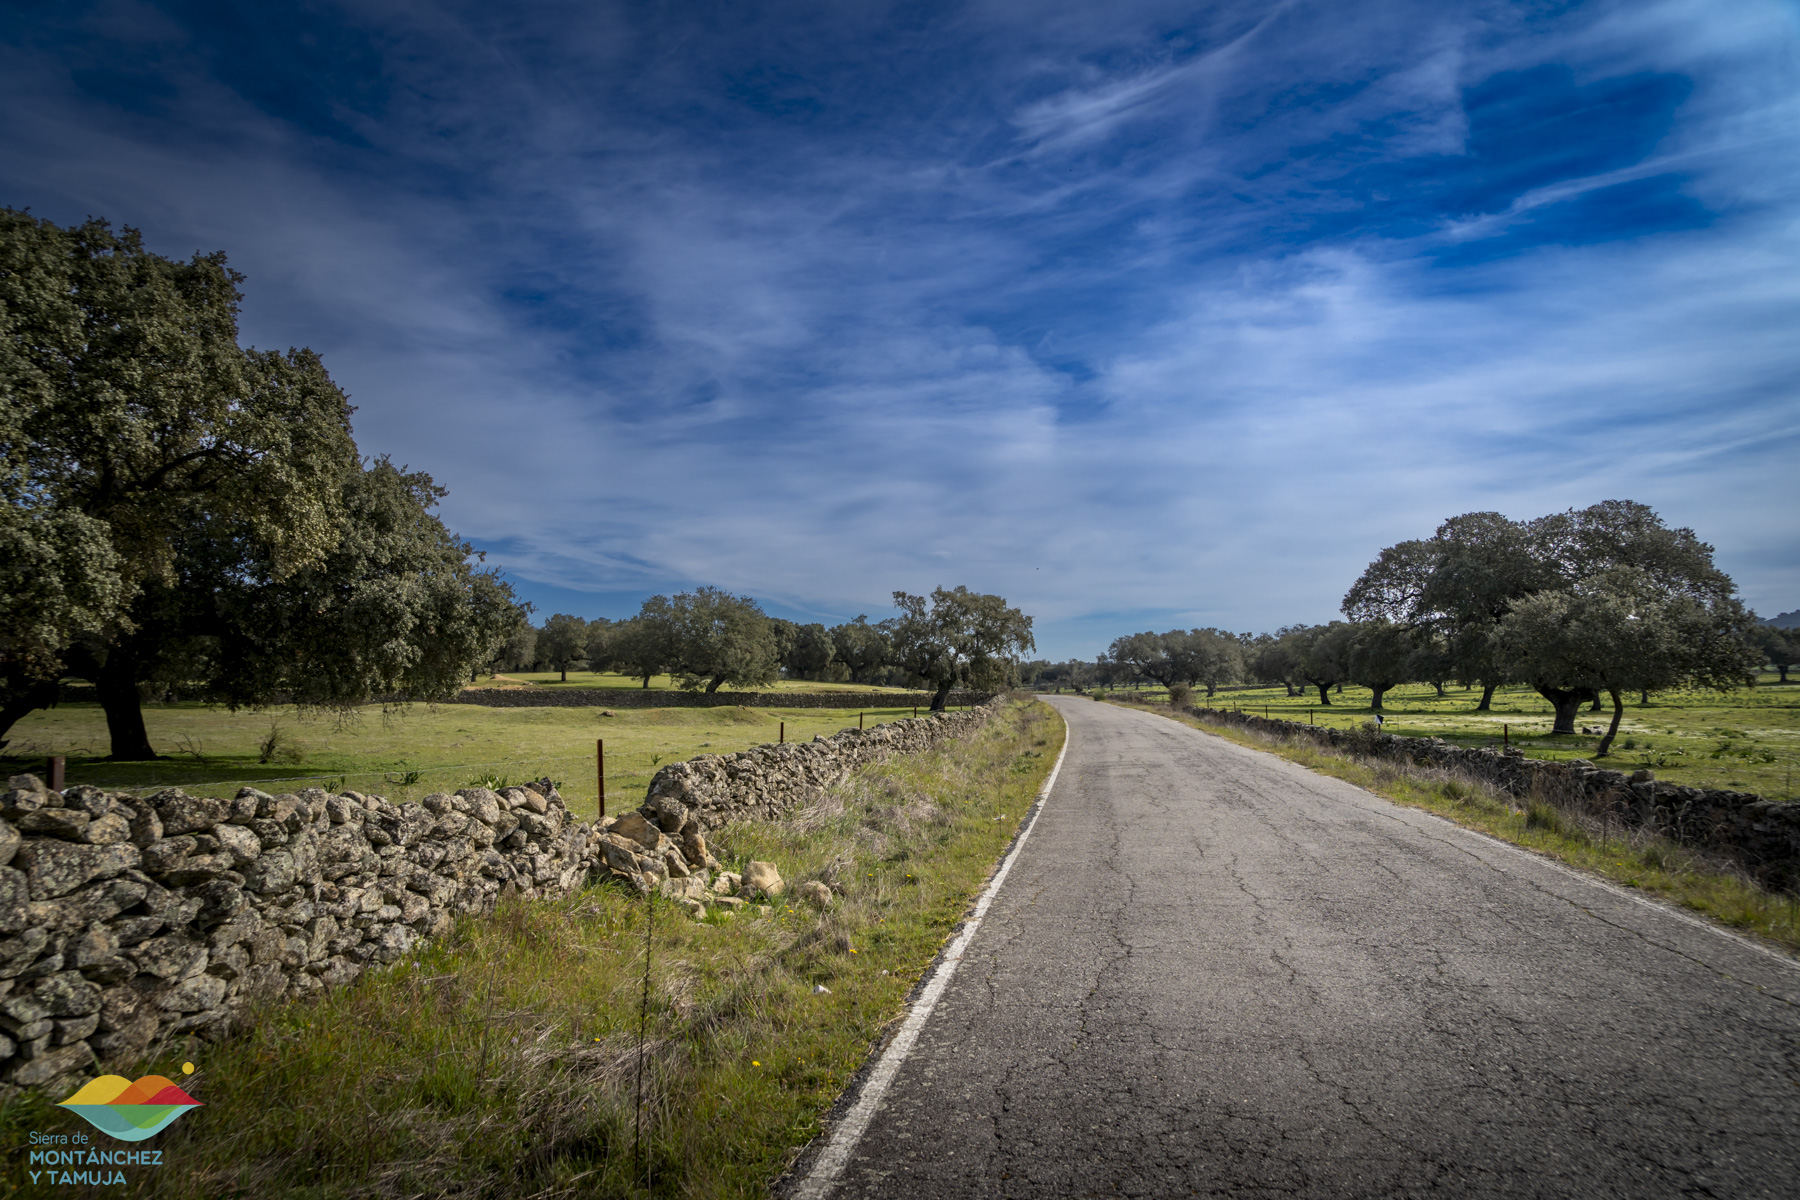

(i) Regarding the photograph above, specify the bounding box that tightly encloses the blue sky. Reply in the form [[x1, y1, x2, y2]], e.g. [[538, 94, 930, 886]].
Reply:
[[5, 0, 1797, 658]]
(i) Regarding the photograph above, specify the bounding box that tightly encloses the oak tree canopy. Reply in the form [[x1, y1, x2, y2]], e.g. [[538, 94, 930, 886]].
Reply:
[[0, 210, 527, 758]]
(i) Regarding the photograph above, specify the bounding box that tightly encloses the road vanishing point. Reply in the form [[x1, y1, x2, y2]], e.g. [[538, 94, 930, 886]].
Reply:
[[799, 695, 1800, 1198]]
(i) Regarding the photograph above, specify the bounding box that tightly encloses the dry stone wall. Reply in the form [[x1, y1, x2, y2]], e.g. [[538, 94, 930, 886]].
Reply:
[[0, 775, 597, 1099], [1176, 703, 1800, 891], [0, 700, 1005, 1097], [453, 687, 992, 710]]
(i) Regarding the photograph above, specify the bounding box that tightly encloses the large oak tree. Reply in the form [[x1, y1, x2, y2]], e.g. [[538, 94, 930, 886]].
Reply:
[[0, 211, 525, 757], [1496, 567, 1757, 755], [890, 586, 1034, 712], [1753, 624, 1800, 684], [1346, 500, 1752, 733], [628, 587, 779, 693], [829, 616, 892, 684], [1345, 621, 1416, 711], [536, 613, 590, 681]]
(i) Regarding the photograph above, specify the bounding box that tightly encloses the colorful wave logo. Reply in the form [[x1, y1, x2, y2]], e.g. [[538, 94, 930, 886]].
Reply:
[[57, 1075, 204, 1142]]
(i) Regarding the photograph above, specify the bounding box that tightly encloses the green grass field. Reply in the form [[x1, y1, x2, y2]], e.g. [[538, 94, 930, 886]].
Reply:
[[0, 699, 1063, 1198], [1093, 675, 1800, 801], [0, 700, 935, 818], [479, 670, 917, 693]]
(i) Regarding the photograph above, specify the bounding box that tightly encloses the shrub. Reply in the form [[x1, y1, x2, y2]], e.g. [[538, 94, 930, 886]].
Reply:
[[1168, 684, 1193, 709], [258, 723, 303, 764]]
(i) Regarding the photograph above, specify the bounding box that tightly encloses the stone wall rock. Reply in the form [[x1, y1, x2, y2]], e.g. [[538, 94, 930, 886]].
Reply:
[[0, 698, 1006, 1097], [1175, 703, 1800, 892]]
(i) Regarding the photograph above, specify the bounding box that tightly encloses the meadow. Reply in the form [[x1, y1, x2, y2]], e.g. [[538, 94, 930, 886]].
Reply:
[[0, 699, 1064, 1199], [0, 699, 933, 818], [1098, 674, 1800, 801]]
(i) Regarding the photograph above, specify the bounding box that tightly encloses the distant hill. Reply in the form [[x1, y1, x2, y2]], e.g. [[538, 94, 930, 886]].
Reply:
[[1766, 610, 1800, 629]]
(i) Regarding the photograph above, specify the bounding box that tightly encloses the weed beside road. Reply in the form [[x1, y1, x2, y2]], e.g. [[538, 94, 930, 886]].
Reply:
[[0, 699, 1063, 1198]]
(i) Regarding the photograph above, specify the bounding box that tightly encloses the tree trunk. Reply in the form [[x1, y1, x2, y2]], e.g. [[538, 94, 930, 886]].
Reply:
[[1315, 683, 1332, 705], [1588, 692, 1603, 712], [1639, 689, 1650, 705], [0, 676, 63, 753], [930, 681, 953, 713], [1537, 687, 1585, 735], [1475, 684, 1496, 712], [1779, 665, 1790, 683], [559, 668, 567, 682], [640, 673, 652, 689], [1370, 685, 1387, 711], [91, 652, 157, 761], [1595, 688, 1626, 757], [706, 675, 726, 694], [1434, 682, 1446, 697], [1205, 682, 1217, 698]]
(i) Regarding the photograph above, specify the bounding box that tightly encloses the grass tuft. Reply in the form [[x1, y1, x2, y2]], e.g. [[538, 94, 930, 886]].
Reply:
[[1524, 802, 1573, 838]]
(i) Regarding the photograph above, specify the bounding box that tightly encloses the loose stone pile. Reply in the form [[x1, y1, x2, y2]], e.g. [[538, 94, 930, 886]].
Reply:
[[1183, 704, 1800, 890], [0, 700, 1005, 1097]]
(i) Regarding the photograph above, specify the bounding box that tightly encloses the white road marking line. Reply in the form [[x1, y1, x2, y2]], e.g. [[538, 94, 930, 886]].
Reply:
[[789, 708, 1071, 1200]]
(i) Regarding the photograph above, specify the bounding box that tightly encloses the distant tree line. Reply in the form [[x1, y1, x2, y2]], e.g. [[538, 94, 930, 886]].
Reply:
[[492, 585, 1035, 713], [1033, 502, 1774, 759]]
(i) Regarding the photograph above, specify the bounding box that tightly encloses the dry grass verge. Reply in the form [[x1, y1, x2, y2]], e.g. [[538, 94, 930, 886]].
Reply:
[[2, 700, 1063, 1199]]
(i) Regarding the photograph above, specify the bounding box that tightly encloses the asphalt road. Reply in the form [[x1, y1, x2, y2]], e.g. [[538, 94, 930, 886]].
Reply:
[[813, 696, 1800, 1199]]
